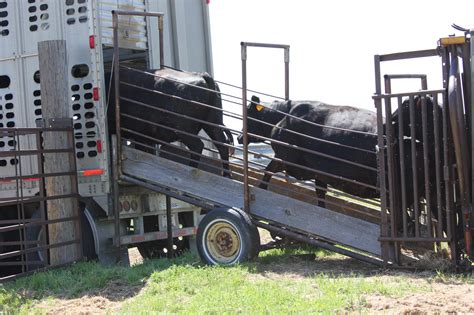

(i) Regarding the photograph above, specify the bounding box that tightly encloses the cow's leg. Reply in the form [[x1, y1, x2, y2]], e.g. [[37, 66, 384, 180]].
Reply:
[[203, 126, 232, 178], [259, 160, 284, 190], [180, 136, 204, 169], [314, 179, 327, 208]]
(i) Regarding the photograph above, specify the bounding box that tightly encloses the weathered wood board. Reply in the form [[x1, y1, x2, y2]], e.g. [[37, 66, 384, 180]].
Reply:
[[122, 146, 381, 256]]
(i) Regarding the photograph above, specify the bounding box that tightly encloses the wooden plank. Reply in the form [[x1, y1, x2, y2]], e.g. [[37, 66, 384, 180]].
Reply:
[[122, 146, 381, 256], [229, 164, 381, 224], [38, 40, 81, 265]]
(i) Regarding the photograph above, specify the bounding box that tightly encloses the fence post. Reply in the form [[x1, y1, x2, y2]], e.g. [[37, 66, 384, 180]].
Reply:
[[38, 40, 81, 265]]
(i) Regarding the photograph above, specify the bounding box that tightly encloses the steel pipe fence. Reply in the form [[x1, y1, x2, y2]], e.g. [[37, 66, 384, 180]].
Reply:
[[0, 125, 81, 282]]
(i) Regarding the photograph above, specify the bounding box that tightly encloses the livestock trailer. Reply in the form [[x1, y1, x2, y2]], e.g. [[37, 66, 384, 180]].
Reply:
[[1, 0, 472, 280], [0, 0, 214, 279]]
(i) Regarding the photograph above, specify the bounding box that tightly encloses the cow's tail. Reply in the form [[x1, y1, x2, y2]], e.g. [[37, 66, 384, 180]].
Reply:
[[202, 73, 235, 152]]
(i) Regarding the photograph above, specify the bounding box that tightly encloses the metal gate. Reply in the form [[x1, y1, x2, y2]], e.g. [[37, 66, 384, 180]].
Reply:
[[0, 123, 82, 282], [374, 41, 473, 265]]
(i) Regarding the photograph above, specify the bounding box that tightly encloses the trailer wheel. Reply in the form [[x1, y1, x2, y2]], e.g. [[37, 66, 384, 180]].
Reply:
[[81, 208, 97, 261], [197, 208, 259, 265], [25, 208, 46, 271]]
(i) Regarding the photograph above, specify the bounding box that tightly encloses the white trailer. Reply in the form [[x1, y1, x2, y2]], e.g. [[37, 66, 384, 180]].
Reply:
[[0, 0, 214, 266]]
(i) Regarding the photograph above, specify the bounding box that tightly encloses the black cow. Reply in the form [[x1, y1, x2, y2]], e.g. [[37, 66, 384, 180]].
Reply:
[[237, 95, 427, 209], [107, 67, 234, 177]]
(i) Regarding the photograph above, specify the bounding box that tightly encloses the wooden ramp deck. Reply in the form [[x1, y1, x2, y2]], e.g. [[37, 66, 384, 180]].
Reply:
[[121, 145, 382, 257]]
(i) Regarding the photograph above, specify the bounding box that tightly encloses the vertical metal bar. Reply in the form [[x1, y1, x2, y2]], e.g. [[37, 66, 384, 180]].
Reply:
[[409, 96, 420, 237], [470, 31, 474, 256], [12, 130, 25, 272], [461, 42, 471, 126], [166, 195, 173, 259], [241, 43, 250, 213], [35, 130, 48, 266], [383, 75, 391, 94], [375, 97, 390, 264], [397, 97, 408, 237], [158, 15, 165, 69], [384, 96, 400, 262], [442, 88, 456, 259], [421, 96, 433, 238], [374, 54, 391, 263], [284, 47, 290, 100], [433, 94, 443, 239], [66, 126, 82, 260], [374, 55, 382, 95], [112, 11, 122, 253], [421, 76, 428, 91]]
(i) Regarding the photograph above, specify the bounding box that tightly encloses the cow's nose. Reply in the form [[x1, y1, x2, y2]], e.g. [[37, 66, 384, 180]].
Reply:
[[237, 134, 243, 144]]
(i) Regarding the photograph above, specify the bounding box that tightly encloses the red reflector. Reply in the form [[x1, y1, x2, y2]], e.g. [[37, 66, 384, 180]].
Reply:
[[206, 0, 210, 3], [89, 35, 96, 49], [96, 140, 102, 153], [82, 169, 104, 177], [24, 178, 40, 182], [93, 87, 99, 101]]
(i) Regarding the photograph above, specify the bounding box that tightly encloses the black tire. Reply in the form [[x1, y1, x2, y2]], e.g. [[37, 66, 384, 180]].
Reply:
[[196, 208, 259, 265], [137, 240, 168, 259], [81, 209, 97, 261], [25, 208, 46, 271]]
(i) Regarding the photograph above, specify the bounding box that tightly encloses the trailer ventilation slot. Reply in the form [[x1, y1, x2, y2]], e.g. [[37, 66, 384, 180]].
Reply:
[[0, 75, 10, 88], [28, 1, 50, 33], [65, 0, 88, 26], [71, 64, 89, 78], [0, 0, 8, 37], [0, 89, 15, 167], [70, 78, 98, 160]]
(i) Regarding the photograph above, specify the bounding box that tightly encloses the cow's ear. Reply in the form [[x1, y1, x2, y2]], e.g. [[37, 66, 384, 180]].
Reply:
[[251, 95, 260, 105]]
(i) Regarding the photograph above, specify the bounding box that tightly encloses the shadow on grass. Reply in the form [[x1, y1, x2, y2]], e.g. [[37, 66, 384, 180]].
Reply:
[[0, 252, 202, 313], [1, 243, 469, 313]]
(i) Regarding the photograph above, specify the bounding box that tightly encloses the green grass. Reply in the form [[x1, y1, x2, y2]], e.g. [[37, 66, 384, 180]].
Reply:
[[0, 247, 436, 314]]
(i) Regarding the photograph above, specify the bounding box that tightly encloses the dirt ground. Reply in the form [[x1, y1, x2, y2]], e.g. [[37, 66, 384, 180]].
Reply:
[[36, 233, 473, 314]]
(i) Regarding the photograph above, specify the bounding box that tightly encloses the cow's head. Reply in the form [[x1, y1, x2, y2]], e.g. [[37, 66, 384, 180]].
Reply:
[[390, 95, 440, 143], [237, 95, 270, 144]]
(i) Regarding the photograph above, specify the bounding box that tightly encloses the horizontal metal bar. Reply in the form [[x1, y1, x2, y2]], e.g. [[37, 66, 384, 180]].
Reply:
[[0, 260, 45, 266], [0, 148, 74, 158], [0, 215, 80, 233], [0, 259, 76, 283], [119, 227, 197, 246], [0, 238, 80, 260], [0, 127, 72, 135], [112, 10, 164, 17], [254, 220, 384, 266], [378, 237, 451, 242], [0, 193, 79, 205], [0, 170, 76, 183], [378, 49, 439, 62], [241, 42, 290, 49], [384, 74, 427, 79], [373, 89, 445, 99]]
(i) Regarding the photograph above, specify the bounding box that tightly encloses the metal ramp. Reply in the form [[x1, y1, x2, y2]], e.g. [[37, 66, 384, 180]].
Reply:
[[121, 145, 381, 257]]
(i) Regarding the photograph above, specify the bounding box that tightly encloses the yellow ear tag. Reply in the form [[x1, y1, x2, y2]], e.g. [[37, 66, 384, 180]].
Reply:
[[256, 104, 264, 112]]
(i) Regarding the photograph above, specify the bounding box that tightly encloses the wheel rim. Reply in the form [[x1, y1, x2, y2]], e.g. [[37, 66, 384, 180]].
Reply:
[[204, 219, 242, 264]]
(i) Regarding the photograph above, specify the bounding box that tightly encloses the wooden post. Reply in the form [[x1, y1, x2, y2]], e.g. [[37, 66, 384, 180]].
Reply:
[[38, 40, 81, 265]]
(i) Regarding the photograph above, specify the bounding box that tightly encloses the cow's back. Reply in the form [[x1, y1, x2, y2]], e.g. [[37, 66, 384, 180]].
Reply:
[[269, 100, 379, 196]]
